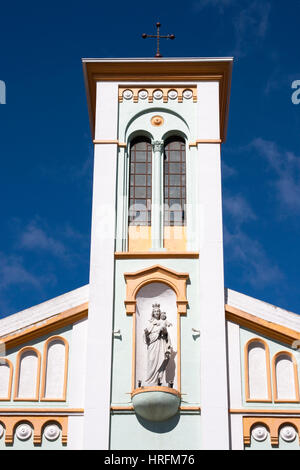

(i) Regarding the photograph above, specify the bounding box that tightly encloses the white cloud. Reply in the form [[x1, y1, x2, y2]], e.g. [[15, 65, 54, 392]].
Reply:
[[224, 226, 283, 287], [19, 220, 67, 258], [223, 193, 256, 224], [233, 1, 271, 57], [249, 138, 300, 211]]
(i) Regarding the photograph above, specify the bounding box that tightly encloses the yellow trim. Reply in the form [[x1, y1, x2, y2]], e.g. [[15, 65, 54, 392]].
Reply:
[[243, 416, 300, 446], [40, 336, 69, 402], [93, 139, 126, 147], [115, 251, 199, 259], [231, 408, 300, 414], [0, 359, 13, 401], [119, 86, 197, 104], [0, 408, 83, 413], [189, 139, 222, 147], [131, 386, 181, 398], [244, 338, 272, 403], [13, 347, 41, 402], [272, 351, 300, 403], [0, 303, 88, 351], [225, 304, 300, 347], [1, 415, 68, 445]]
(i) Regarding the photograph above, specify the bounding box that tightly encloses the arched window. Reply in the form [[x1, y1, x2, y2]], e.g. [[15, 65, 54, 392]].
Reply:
[[245, 339, 272, 402], [41, 336, 69, 401], [0, 359, 13, 400], [14, 347, 41, 401], [273, 352, 299, 402], [128, 137, 152, 227], [164, 137, 186, 227]]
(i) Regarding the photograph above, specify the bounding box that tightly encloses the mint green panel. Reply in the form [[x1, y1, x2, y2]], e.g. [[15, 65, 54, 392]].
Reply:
[[110, 413, 201, 450], [111, 258, 200, 407]]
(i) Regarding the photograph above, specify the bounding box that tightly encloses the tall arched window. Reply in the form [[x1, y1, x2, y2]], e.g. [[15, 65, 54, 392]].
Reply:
[[128, 137, 152, 227], [164, 137, 186, 227]]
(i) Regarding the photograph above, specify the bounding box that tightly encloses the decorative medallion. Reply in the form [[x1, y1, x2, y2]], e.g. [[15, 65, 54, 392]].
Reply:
[[151, 115, 164, 127], [280, 426, 297, 442], [153, 89, 163, 100], [183, 89, 193, 100], [168, 89, 178, 100], [0, 424, 4, 439], [123, 89, 133, 100], [44, 424, 60, 441], [138, 90, 148, 100], [251, 425, 268, 442], [16, 423, 32, 441]]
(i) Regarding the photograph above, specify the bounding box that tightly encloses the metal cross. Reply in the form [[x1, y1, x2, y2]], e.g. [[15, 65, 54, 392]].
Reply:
[[142, 22, 175, 58]]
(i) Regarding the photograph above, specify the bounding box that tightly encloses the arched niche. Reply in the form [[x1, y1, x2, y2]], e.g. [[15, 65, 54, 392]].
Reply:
[[0, 359, 13, 400], [273, 352, 300, 402], [245, 338, 272, 402], [135, 282, 178, 389], [124, 264, 189, 393], [41, 336, 69, 401], [14, 347, 41, 401]]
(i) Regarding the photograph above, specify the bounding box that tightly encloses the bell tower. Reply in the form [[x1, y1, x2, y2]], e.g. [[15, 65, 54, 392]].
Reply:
[[82, 57, 233, 449]]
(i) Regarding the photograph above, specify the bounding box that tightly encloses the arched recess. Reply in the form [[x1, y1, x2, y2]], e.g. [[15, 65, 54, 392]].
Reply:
[[244, 338, 272, 402], [40, 336, 69, 401], [272, 351, 300, 402], [0, 359, 13, 400], [14, 347, 41, 401], [124, 264, 189, 392]]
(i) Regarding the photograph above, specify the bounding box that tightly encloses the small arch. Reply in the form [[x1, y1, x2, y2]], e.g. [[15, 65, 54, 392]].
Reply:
[[244, 338, 272, 402], [272, 351, 300, 402], [0, 358, 13, 400], [40, 336, 69, 401], [161, 129, 188, 142], [14, 347, 41, 401], [13, 419, 34, 442], [41, 419, 62, 442], [127, 129, 154, 145]]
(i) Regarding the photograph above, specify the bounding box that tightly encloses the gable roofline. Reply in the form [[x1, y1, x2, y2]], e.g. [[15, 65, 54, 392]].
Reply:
[[0, 285, 89, 346], [225, 288, 300, 346]]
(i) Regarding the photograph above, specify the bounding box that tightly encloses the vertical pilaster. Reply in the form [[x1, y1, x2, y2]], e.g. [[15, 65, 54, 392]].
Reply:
[[197, 82, 229, 449], [151, 140, 164, 251], [83, 82, 118, 449]]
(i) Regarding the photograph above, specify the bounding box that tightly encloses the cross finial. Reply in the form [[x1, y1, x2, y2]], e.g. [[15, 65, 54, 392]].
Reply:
[[142, 22, 175, 58]]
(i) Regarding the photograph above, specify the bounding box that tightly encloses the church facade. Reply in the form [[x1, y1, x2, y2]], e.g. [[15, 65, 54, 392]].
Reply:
[[0, 57, 299, 450]]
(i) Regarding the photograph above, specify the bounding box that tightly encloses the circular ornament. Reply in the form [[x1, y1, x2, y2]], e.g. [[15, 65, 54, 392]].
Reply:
[[280, 426, 297, 442], [123, 89, 133, 100], [151, 115, 164, 127], [44, 424, 60, 441], [16, 423, 32, 441], [138, 89, 148, 100], [0, 424, 4, 439], [168, 89, 178, 100], [183, 89, 193, 100], [251, 425, 268, 442], [153, 89, 163, 100]]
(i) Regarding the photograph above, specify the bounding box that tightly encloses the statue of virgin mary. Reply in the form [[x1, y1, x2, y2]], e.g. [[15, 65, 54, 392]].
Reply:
[[143, 303, 172, 386]]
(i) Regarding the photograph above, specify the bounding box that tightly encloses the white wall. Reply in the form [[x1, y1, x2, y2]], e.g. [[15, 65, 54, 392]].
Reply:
[[83, 82, 119, 449], [196, 81, 229, 449]]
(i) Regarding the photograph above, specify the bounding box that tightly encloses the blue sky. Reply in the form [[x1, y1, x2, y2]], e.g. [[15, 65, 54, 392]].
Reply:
[[0, 0, 299, 317]]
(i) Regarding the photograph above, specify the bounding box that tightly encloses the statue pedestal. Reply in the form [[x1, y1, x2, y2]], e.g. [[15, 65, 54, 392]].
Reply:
[[131, 386, 181, 422]]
